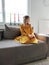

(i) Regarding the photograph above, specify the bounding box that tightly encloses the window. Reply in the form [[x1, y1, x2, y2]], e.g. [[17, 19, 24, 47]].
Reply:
[[0, 0, 3, 22], [5, 0, 28, 24]]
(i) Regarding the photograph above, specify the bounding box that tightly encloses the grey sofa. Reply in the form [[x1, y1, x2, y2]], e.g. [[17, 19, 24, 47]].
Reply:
[[0, 25, 48, 65]]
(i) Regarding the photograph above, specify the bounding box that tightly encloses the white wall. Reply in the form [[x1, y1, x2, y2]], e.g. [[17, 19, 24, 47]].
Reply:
[[1, 0, 49, 33], [29, 0, 49, 33]]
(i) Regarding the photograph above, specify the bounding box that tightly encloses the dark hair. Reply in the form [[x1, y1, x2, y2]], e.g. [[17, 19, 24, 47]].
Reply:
[[23, 16, 30, 23]]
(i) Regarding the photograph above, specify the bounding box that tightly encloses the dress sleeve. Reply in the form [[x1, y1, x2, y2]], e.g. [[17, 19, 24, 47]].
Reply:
[[20, 25, 28, 36], [30, 24, 34, 34]]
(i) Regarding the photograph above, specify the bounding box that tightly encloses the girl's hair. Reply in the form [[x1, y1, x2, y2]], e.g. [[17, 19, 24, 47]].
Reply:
[[23, 16, 30, 23]]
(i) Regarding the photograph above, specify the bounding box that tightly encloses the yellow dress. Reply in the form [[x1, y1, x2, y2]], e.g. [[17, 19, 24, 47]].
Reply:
[[15, 24, 38, 44]]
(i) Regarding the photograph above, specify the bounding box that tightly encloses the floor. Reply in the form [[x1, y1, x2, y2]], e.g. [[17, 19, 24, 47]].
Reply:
[[24, 57, 49, 65]]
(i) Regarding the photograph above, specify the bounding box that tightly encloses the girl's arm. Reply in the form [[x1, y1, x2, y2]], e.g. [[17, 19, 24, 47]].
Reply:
[[20, 25, 28, 36], [30, 24, 34, 34]]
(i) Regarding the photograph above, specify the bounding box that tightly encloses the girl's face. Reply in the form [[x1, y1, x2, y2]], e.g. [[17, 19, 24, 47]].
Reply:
[[25, 18, 30, 24]]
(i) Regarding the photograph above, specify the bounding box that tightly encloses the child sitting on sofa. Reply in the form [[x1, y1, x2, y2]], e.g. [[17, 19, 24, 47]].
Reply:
[[15, 16, 38, 44]]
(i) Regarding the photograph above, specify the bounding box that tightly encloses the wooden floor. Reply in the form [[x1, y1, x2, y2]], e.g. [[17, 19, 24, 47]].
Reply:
[[24, 57, 49, 65]]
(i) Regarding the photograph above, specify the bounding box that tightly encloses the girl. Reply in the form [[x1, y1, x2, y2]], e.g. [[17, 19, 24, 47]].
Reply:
[[15, 16, 38, 44]]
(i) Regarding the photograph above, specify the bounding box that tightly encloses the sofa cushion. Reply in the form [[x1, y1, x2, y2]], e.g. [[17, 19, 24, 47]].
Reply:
[[4, 24, 21, 39], [0, 40, 47, 65]]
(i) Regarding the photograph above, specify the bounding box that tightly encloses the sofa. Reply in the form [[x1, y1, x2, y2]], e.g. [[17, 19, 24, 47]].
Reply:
[[0, 25, 48, 65]]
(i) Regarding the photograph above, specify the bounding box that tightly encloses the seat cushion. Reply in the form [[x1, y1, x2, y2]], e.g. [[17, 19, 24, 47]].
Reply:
[[0, 40, 47, 65], [0, 40, 45, 48]]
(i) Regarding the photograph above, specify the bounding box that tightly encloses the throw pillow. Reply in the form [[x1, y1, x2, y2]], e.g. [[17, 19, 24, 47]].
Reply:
[[4, 24, 21, 39]]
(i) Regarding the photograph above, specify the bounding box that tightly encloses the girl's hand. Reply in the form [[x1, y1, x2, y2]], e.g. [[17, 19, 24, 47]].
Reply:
[[28, 34, 35, 39]]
